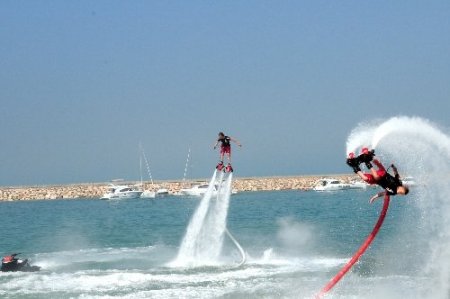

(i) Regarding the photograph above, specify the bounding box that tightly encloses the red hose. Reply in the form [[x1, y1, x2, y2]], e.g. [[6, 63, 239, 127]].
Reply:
[[315, 194, 391, 298]]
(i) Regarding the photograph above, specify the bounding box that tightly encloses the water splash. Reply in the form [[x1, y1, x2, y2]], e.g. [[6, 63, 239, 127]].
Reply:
[[346, 116, 450, 298], [171, 170, 234, 267]]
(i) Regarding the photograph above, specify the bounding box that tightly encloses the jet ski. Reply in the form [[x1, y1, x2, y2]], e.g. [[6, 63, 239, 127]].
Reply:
[[1, 253, 40, 272]]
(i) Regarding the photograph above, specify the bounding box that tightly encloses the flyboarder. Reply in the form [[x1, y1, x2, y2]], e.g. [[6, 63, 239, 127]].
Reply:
[[316, 146, 404, 299], [213, 132, 241, 172], [346, 147, 409, 203]]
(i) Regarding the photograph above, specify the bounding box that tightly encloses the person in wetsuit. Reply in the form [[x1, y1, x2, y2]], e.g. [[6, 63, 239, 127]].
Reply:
[[213, 132, 242, 171], [347, 148, 409, 203], [2, 254, 27, 272]]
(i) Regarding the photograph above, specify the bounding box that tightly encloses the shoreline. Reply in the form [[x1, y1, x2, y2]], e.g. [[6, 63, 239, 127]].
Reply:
[[0, 173, 356, 201]]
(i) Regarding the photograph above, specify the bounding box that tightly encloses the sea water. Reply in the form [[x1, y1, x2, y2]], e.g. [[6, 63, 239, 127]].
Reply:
[[0, 189, 428, 299], [1, 116, 448, 299]]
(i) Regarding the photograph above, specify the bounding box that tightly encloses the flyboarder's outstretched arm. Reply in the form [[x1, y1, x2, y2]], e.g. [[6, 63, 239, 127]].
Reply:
[[369, 191, 387, 204], [229, 137, 242, 147]]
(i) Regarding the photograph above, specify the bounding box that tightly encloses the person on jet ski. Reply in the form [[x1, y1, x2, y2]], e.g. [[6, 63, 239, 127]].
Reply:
[[1, 253, 40, 272]]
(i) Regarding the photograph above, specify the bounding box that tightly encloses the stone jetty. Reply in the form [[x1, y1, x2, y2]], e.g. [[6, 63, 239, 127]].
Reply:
[[0, 174, 356, 201]]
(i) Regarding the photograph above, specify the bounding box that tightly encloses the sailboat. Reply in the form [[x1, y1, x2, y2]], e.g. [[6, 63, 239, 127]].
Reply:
[[174, 148, 192, 196], [138, 143, 171, 198], [139, 144, 156, 198]]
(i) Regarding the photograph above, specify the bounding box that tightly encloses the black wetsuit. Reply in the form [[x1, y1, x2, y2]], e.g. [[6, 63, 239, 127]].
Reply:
[[377, 173, 403, 195], [218, 136, 231, 147]]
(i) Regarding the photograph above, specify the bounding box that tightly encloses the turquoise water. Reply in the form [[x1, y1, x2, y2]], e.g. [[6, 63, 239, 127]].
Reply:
[[0, 188, 432, 298]]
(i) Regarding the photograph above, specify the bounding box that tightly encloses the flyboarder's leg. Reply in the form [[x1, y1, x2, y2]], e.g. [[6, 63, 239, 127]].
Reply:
[[357, 171, 375, 184], [369, 159, 386, 181]]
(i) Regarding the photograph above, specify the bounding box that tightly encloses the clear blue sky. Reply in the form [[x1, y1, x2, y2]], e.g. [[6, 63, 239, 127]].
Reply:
[[1, 1, 449, 186]]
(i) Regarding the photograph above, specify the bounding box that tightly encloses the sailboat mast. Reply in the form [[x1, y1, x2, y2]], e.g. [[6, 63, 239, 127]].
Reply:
[[139, 155, 143, 187], [182, 147, 191, 183], [140, 144, 154, 186]]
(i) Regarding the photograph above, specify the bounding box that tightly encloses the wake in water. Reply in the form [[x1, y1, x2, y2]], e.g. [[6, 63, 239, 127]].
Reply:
[[345, 116, 450, 299], [171, 169, 239, 267]]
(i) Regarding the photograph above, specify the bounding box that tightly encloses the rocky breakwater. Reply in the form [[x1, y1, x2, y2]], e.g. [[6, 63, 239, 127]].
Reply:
[[233, 175, 326, 191], [0, 174, 356, 201], [0, 183, 107, 201]]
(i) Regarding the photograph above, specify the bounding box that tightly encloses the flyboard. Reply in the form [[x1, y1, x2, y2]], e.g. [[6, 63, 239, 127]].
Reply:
[[315, 148, 391, 298]]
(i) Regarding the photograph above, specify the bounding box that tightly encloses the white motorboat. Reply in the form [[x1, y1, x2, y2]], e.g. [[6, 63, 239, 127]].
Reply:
[[100, 185, 143, 200], [179, 183, 217, 197], [348, 180, 368, 189], [313, 179, 351, 191], [156, 188, 169, 196], [141, 190, 156, 198], [179, 183, 238, 197]]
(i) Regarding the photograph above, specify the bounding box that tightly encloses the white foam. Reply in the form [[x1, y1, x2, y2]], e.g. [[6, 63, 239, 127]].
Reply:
[[32, 246, 159, 270], [346, 120, 381, 155], [0, 249, 353, 299], [0, 259, 318, 295], [245, 248, 346, 271]]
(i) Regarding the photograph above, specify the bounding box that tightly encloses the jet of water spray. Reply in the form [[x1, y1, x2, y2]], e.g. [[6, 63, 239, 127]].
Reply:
[[346, 116, 450, 298], [170, 170, 239, 267]]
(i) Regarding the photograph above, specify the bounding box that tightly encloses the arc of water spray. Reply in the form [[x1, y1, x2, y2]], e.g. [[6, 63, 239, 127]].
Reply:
[[340, 116, 450, 297]]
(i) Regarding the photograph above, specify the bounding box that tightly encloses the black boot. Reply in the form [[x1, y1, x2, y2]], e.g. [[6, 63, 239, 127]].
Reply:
[[352, 164, 361, 173], [346, 157, 361, 173], [359, 149, 375, 163], [346, 157, 360, 168]]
